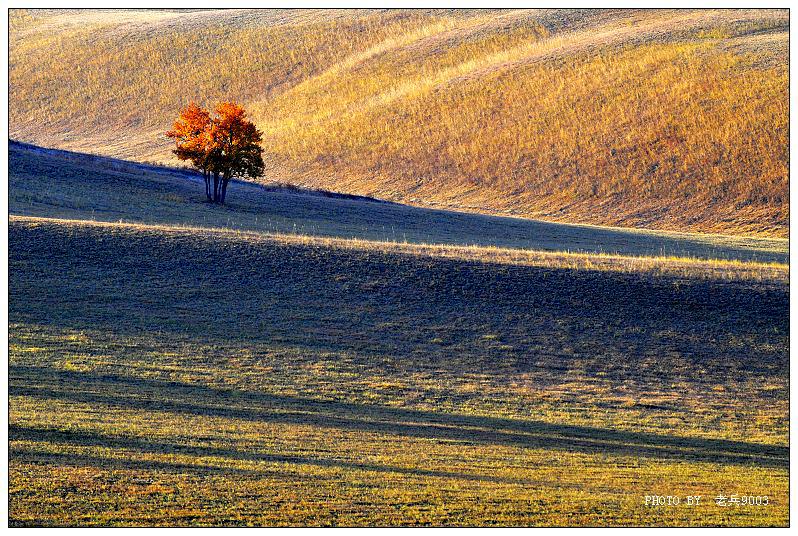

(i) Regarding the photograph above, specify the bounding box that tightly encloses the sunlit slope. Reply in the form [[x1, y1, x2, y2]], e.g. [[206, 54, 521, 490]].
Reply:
[[9, 9, 788, 236]]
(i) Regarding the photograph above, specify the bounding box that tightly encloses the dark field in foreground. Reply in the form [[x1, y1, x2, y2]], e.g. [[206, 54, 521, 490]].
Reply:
[[9, 219, 788, 526]]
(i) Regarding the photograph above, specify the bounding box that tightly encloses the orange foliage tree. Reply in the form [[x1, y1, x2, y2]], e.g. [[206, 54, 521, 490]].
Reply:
[[166, 101, 264, 204], [166, 102, 214, 200]]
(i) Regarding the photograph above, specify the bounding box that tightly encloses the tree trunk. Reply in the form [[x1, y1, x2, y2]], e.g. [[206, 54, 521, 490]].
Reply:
[[213, 172, 220, 203], [220, 173, 231, 204], [203, 170, 211, 201]]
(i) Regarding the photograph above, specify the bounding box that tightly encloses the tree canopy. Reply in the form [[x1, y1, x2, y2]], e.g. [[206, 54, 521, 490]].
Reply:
[[166, 101, 264, 203]]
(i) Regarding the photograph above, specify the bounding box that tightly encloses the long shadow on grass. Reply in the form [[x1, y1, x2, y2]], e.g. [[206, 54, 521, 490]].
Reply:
[[9, 445, 307, 479], [10, 365, 788, 469], [8, 221, 790, 383], [10, 425, 530, 485]]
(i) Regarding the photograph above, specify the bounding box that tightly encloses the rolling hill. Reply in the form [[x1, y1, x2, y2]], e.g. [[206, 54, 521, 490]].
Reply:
[[9, 8, 789, 237], [8, 141, 788, 264], [8, 142, 790, 526]]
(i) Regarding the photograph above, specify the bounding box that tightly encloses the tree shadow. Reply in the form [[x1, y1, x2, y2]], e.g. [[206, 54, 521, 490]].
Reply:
[[9, 445, 303, 479], [10, 425, 533, 486], [10, 366, 788, 469], [8, 220, 790, 384]]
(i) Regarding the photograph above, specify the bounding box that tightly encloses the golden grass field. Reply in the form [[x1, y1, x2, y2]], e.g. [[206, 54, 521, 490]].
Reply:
[[8, 142, 789, 526], [8, 8, 788, 237]]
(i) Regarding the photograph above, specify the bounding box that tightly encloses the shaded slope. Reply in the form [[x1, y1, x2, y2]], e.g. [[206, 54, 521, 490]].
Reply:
[[9, 142, 788, 263]]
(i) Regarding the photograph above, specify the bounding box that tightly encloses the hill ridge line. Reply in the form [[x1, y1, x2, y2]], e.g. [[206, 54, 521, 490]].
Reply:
[[10, 215, 788, 280]]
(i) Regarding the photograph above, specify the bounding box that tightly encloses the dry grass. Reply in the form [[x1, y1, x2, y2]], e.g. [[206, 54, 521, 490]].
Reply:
[[8, 8, 788, 237]]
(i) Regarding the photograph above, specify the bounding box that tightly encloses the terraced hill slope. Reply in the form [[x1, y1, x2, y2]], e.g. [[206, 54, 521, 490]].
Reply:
[[9, 8, 789, 237]]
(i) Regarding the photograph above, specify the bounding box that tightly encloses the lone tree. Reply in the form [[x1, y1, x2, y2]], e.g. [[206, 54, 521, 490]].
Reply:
[[166, 101, 264, 204]]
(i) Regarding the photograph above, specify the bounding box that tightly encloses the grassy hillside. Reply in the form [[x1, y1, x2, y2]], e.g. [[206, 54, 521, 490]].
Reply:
[[9, 142, 788, 264], [8, 141, 790, 526], [9, 218, 789, 526], [9, 8, 788, 237]]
